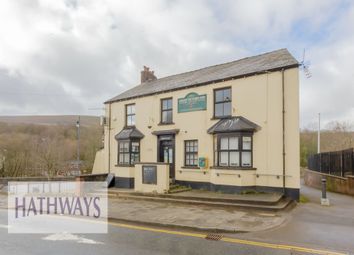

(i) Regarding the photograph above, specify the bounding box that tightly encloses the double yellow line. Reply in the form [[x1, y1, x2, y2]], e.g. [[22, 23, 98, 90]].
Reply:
[[2, 209, 347, 255], [109, 222, 347, 255]]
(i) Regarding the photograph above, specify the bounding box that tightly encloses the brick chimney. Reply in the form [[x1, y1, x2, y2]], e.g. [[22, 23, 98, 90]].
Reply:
[[141, 66, 157, 83]]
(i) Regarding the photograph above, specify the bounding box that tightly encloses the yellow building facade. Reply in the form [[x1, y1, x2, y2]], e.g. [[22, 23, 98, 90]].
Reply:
[[93, 49, 300, 200]]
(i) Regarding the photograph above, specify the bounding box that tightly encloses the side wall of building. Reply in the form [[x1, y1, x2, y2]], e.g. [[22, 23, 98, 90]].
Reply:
[[94, 68, 300, 199]]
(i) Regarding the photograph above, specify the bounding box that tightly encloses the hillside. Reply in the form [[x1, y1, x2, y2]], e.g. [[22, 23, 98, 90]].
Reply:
[[0, 115, 102, 177], [0, 115, 100, 127]]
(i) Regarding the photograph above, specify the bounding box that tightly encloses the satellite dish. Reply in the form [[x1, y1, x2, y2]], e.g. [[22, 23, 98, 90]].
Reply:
[[300, 49, 312, 78]]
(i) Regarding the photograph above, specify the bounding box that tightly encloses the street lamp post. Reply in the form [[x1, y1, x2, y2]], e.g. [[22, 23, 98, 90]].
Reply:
[[76, 116, 80, 174]]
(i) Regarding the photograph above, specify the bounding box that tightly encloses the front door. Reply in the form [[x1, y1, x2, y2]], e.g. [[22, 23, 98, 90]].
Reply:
[[158, 136, 175, 179]]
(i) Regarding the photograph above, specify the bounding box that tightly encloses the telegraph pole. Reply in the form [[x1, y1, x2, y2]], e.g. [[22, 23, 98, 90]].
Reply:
[[76, 116, 81, 173], [317, 113, 321, 153]]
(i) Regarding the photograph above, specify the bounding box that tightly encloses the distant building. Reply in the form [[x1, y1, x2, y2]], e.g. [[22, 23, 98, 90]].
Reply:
[[93, 49, 300, 200]]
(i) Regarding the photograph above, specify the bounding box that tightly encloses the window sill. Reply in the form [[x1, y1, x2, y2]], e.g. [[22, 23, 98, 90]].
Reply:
[[210, 115, 232, 120], [158, 122, 175, 126], [210, 166, 256, 170], [115, 164, 135, 167], [181, 166, 200, 169]]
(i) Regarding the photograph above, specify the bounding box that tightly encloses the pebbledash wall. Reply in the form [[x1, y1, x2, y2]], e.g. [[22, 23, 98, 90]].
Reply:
[[93, 52, 300, 200]]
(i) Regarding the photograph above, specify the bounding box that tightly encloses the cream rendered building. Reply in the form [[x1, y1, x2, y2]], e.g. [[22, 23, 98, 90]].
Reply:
[[93, 49, 300, 200]]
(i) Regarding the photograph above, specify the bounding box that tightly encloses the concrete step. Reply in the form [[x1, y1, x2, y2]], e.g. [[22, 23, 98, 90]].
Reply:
[[160, 193, 283, 205], [108, 191, 294, 211], [168, 184, 192, 194], [108, 189, 283, 206]]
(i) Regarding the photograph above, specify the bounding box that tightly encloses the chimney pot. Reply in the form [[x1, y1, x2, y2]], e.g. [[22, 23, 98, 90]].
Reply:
[[141, 66, 157, 83]]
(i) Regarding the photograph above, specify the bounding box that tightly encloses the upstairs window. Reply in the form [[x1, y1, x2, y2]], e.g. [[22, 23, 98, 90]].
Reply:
[[126, 104, 135, 126], [214, 87, 231, 118], [161, 98, 173, 124]]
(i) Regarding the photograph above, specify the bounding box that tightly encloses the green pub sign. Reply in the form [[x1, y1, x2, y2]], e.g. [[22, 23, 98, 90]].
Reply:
[[178, 92, 207, 113]]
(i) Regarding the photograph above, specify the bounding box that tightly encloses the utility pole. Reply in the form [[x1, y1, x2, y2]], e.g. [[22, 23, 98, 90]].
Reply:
[[76, 116, 81, 174], [317, 113, 321, 153]]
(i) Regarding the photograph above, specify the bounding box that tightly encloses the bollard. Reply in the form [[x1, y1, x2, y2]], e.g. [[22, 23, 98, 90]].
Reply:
[[320, 178, 330, 206], [321, 178, 327, 199]]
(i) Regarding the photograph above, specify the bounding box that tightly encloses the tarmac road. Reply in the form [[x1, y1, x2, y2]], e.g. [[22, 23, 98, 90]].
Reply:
[[0, 209, 346, 255]]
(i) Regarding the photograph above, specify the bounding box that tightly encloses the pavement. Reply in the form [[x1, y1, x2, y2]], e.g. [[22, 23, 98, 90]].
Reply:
[[108, 197, 287, 232], [231, 180, 354, 254]]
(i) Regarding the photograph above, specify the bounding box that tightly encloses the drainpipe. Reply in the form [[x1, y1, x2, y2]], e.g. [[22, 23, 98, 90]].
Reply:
[[281, 69, 286, 196], [108, 103, 112, 174]]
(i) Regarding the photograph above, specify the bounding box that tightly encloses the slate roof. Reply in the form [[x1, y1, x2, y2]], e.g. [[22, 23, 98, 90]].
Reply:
[[115, 127, 144, 140], [207, 116, 260, 134], [106, 48, 298, 104]]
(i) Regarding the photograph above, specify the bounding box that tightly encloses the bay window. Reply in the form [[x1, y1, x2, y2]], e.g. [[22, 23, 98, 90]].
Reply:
[[118, 140, 140, 166], [215, 134, 253, 168]]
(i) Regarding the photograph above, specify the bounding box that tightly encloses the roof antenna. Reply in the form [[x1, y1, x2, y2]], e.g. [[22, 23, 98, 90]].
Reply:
[[300, 48, 312, 78]]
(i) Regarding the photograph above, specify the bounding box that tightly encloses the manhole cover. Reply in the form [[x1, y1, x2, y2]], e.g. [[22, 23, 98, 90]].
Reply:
[[205, 233, 223, 241]]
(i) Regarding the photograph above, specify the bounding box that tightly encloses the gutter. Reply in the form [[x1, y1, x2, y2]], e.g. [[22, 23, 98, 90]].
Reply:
[[108, 103, 112, 174], [281, 69, 286, 195]]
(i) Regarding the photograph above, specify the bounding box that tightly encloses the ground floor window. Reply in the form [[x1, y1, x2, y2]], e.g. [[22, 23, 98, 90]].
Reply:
[[184, 140, 198, 166], [214, 134, 252, 168], [118, 140, 140, 165]]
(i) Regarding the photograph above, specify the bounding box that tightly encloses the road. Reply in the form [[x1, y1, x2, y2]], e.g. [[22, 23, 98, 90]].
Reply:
[[0, 209, 347, 255], [232, 181, 354, 254]]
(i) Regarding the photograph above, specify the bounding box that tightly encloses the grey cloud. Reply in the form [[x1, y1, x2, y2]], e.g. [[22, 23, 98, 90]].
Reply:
[[0, 0, 353, 128]]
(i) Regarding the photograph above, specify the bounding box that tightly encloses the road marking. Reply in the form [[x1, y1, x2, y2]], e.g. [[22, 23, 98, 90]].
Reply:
[[1, 210, 346, 255], [107, 222, 347, 255], [43, 232, 103, 244]]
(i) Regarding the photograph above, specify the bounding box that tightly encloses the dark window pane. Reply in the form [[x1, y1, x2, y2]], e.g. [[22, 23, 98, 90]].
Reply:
[[167, 99, 172, 109], [162, 111, 172, 123], [223, 102, 231, 116], [223, 88, 231, 101], [215, 103, 223, 117], [215, 90, 224, 102], [162, 99, 168, 110], [131, 153, 139, 164], [166, 111, 172, 123], [162, 111, 168, 122]]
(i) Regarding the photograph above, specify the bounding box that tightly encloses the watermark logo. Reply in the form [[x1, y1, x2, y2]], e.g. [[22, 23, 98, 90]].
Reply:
[[8, 181, 107, 233]]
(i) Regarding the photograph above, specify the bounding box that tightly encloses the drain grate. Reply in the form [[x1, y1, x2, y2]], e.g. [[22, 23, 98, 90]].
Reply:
[[205, 233, 223, 241]]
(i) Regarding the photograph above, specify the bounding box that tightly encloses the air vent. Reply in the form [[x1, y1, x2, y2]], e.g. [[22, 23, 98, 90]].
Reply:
[[205, 233, 223, 241]]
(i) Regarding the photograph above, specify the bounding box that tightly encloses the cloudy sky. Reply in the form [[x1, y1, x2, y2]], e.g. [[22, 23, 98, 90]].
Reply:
[[0, 0, 353, 128]]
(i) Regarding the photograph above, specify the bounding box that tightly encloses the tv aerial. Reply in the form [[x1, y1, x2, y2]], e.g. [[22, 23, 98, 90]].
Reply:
[[300, 48, 312, 78]]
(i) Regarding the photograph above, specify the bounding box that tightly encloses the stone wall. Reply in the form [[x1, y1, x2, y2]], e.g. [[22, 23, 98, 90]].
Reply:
[[0, 176, 76, 185], [304, 169, 354, 196], [0, 174, 108, 185]]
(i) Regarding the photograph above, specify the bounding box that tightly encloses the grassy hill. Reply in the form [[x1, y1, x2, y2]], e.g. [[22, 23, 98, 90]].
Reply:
[[0, 115, 100, 127]]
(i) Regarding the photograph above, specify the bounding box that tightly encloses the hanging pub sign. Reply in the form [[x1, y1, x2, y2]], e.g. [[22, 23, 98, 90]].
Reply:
[[178, 92, 207, 113]]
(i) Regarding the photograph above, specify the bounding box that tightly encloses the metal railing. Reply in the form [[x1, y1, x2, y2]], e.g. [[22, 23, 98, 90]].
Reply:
[[308, 148, 354, 177]]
